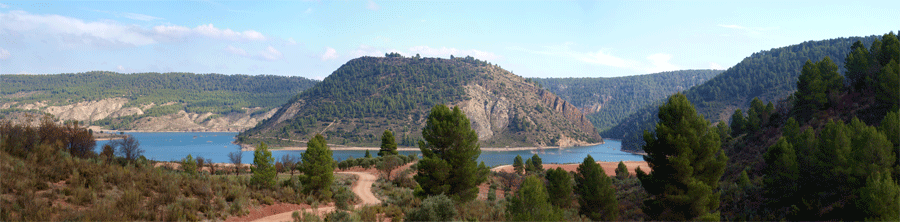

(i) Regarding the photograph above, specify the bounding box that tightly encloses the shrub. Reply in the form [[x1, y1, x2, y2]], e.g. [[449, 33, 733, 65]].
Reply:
[[405, 194, 457, 221]]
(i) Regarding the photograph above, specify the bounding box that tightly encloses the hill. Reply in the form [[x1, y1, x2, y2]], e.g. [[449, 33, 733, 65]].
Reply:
[[532, 70, 722, 132], [239, 55, 602, 148], [605, 34, 884, 152], [0, 72, 318, 131]]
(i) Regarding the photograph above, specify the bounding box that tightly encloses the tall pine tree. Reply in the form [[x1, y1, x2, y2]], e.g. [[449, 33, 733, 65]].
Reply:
[[636, 93, 727, 221], [379, 129, 398, 156], [575, 155, 618, 221], [414, 104, 489, 202], [300, 134, 334, 199]]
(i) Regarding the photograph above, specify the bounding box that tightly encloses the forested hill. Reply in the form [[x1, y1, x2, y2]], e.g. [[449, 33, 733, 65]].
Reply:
[[1, 72, 318, 131], [533, 70, 722, 131], [239, 55, 602, 148], [607, 34, 884, 152]]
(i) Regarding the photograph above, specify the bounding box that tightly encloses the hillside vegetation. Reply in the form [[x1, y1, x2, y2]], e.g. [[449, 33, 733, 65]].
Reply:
[[606, 34, 885, 152], [240, 55, 601, 148], [1, 72, 317, 131], [533, 69, 722, 131]]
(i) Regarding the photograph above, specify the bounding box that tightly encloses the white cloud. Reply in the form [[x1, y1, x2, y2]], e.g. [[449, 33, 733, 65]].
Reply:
[[0, 10, 267, 49], [321, 47, 338, 61], [224, 45, 249, 57], [717, 24, 777, 35], [709, 62, 723, 70], [407, 46, 500, 61], [0, 3, 9, 8], [122, 12, 162, 21], [513, 43, 680, 73], [645, 53, 678, 73], [352, 45, 384, 58], [258, 46, 283, 61], [0, 48, 10, 60], [304, 8, 312, 14], [287, 37, 297, 45], [366, 0, 379, 11]]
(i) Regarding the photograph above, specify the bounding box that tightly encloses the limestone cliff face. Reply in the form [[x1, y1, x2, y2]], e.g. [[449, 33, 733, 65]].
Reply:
[[2, 98, 276, 132], [459, 85, 511, 141], [537, 90, 597, 137]]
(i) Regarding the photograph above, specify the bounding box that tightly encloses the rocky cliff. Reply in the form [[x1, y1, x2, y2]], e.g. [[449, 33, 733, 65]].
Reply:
[[241, 56, 601, 147]]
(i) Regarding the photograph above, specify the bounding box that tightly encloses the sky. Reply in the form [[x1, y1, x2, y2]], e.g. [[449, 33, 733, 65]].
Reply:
[[0, 1, 897, 79]]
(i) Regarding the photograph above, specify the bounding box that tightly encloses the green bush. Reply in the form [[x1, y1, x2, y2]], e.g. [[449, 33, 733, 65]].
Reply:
[[405, 194, 457, 221]]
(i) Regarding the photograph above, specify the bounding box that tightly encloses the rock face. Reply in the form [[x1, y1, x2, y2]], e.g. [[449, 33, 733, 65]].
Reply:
[[3, 98, 276, 132], [242, 56, 602, 147]]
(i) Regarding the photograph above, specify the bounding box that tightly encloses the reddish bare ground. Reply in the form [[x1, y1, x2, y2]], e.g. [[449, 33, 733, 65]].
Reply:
[[491, 161, 650, 176], [224, 202, 311, 222]]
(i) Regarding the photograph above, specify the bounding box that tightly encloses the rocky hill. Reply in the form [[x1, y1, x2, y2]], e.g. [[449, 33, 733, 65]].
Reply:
[[0, 72, 317, 132], [239, 55, 602, 147]]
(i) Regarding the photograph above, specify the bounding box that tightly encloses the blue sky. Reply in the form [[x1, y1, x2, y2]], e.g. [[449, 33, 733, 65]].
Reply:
[[0, 0, 896, 79]]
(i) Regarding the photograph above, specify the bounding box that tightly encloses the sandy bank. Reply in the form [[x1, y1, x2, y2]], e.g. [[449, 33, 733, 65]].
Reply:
[[490, 160, 650, 177], [240, 142, 605, 152]]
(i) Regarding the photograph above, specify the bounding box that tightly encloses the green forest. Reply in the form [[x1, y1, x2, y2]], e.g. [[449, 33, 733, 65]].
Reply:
[[605, 34, 886, 152], [1, 71, 318, 114], [533, 69, 722, 131]]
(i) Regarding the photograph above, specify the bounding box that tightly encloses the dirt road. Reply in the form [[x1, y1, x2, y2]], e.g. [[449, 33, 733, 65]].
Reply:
[[252, 172, 381, 222]]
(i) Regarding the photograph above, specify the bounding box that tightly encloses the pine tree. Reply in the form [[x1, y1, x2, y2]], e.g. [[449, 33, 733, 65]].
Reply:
[[506, 175, 564, 221], [575, 155, 618, 221], [794, 57, 844, 119], [379, 129, 399, 156], [879, 111, 900, 181], [364, 149, 372, 158], [513, 155, 525, 175], [250, 142, 276, 189], [876, 59, 899, 109], [182, 154, 197, 175], [845, 40, 872, 91], [858, 171, 900, 221], [530, 154, 543, 173], [414, 104, 489, 202], [545, 167, 574, 208], [636, 93, 727, 221], [763, 137, 799, 217], [615, 161, 629, 179], [730, 109, 746, 136], [300, 134, 334, 199]]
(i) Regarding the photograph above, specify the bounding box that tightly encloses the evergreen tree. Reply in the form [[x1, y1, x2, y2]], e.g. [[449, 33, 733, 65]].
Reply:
[[506, 175, 564, 221], [880, 111, 900, 181], [365, 149, 372, 158], [858, 171, 900, 221], [730, 109, 746, 136], [845, 40, 872, 91], [794, 57, 844, 119], [575, 155, 618, 221], [414, 105, 489, 202], [529, 154, 543, 173], [763, 137, 799, 217], [545, 167, 574, 208], [876, 59, 899, 109], [379, 129, 399, 156], [250, 142, 276, 189], [513, 155, 525, 175], [615, 161, 629, 179], [300, 134, 334, 199], [636, 93, 727, 221], [181, 154, 197, 175]]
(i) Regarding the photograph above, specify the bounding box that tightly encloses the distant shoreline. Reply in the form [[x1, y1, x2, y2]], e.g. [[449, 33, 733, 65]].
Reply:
[[238, 142, 606, 152]]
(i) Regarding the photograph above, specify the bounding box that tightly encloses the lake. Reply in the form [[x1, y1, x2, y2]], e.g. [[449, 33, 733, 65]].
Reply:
[[97, 132, 644, 167]]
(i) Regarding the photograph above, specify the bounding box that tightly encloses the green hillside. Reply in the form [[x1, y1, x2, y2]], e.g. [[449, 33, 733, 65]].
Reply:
[[533, 70, 722, 131], [606, 34, 885, 152], [240, 55, 602, 148], [1, 72, 318, 115]]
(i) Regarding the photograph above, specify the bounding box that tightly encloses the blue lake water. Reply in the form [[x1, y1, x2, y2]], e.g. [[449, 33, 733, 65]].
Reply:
[[97, 132, 644, 167]]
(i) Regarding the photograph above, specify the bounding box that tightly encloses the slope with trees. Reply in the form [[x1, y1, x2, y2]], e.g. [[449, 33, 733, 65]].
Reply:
[[607, 34, 885, 152], [533, 69, 722, 131], [240, 55, 601, 148]]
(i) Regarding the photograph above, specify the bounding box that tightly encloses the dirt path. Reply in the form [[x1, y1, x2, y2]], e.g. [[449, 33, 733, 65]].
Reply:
[[251, 172, 381, 222]]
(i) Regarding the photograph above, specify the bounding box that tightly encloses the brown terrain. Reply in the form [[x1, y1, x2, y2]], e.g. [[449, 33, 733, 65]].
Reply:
[[491, 161, 650, 176]]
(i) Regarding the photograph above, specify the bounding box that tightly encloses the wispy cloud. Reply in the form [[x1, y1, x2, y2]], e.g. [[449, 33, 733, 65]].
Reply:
[[287, 37, 297, 45], [258, 46, 283, 61], [0, 10, 267, 49], [366, 0, 379, 11], [512, 42, 679, 73], [224, 45, 249, 57], [0, 3, 9, 9], [122, 12, 162, 21], [321, 47, 338, 61], [0, 47, 10, 60]]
